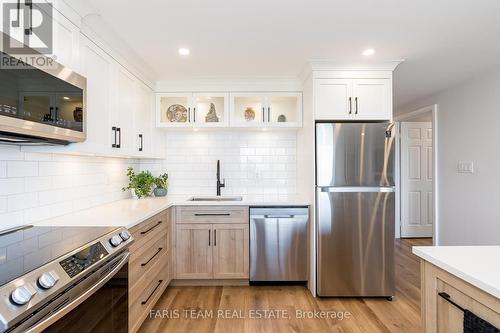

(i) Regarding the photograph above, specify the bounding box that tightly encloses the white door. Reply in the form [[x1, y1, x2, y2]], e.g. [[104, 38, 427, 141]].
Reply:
[[352, 79, 391, 120], [401, 122, 433, 237], [314, 79, 352, 120]]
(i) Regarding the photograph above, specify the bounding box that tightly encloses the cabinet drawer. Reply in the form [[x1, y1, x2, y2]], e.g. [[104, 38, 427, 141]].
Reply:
[[129, 252, 170, 333], [129, 233, 168, 285], [130, 211, 168, 251], [177, 206, 248, 224]]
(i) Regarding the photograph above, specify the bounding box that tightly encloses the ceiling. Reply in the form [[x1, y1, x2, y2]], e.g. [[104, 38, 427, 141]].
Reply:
[[69, 0, 500, 108]]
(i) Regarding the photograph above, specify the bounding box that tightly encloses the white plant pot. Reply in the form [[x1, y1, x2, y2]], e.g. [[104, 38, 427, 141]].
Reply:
[[131, 189, 139, 199]]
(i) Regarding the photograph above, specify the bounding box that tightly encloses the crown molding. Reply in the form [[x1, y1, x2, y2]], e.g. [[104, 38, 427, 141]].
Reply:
[[155, 78, 303, 92]]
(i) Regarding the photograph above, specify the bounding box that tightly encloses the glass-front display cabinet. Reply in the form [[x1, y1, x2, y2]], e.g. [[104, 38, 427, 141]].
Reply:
[[156, 93, 229, 127]]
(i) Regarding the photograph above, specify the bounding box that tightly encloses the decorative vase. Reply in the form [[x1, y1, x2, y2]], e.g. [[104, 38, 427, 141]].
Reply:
[[131, 189, 139, 199], [153, 188, 168, 197]]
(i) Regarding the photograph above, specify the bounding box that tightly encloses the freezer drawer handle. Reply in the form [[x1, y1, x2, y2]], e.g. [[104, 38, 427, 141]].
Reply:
[[263, 215, 295, 219], [194, 213, 231, 217], [320, 187, 395, 193]]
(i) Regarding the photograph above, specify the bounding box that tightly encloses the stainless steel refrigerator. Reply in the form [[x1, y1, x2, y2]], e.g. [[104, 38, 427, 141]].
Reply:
[[316, 122, 396, 298]]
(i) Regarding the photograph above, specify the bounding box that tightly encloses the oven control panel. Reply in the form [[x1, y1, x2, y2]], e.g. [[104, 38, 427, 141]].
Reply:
[[59, 242, 109, 278]]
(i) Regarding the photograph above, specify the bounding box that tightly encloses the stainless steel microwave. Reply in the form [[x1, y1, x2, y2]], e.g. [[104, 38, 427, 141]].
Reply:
[[0, 34, 86, 145]]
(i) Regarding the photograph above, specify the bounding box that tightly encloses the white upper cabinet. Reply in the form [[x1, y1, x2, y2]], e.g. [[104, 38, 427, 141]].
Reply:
[[51, 9, 80, 71], [156, 93, 229, 128], [193, 93, 229, 127], [315, 78, 392, 121], [112, 65, 136, 154], [134, 82, 154, 156], [230, 94, 266, 127], [229, 92, 302, 128], [351, 79, 391, 120]]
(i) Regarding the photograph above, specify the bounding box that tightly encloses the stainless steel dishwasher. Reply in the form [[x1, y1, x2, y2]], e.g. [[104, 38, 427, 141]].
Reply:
[[250, 207, 309, 283]]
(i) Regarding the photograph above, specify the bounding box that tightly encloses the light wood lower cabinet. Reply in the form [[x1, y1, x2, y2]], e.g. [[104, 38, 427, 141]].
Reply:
[[420, 260, 500, 333], [175, 206, 249, 280], [176, 224, 213, 279], [212, 224, 249, 279], [129, 208, 172, 333]]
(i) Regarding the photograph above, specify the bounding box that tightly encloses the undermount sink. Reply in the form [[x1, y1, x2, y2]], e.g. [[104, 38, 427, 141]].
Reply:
[[188, 196, 243, 202]]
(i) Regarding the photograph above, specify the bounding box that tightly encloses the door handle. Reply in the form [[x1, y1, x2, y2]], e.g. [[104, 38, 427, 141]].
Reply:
[[264, 215, 295, 219], [208, 229, 211, 246], [138, 134, 143, 152], [116, 127, 121, 148], [214, 229, 217, 246], [355, 97, 358, 114], [55, 107, 59, 122], [267, 107, 271, 122], [193, 107, 196, 122], [262, 107, 265, 122], [188, 107, 191, 122], [111, 127, 117, 148], [348, 97, 352, 114]]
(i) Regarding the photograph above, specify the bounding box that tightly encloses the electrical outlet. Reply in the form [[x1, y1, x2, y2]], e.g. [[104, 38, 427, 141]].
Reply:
[[457, 161, 474, 174]]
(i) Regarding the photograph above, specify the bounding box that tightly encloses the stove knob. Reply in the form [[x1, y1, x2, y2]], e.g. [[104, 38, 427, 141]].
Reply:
[[11, 285, 37, 306], [109, 235, 123, 247], [38, 271, 60, 289], [119, 230, 131, 241]]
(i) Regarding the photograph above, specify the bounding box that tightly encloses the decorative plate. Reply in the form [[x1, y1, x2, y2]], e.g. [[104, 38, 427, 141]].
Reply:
[[244, 107, 255, 121], [166, 104, 188, 122]]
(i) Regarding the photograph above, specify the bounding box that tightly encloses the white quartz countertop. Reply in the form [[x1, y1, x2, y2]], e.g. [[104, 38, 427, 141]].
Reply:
[[33, 196, 310, 229], [413, 246, 500, 299]]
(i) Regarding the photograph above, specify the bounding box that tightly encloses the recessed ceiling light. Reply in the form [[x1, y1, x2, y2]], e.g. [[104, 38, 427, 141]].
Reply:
[[178, 48, 190, 56], [362, 48, 375, 56]]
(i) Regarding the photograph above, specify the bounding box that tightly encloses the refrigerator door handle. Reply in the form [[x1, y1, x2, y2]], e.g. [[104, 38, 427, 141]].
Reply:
[[319, 186, 395, 193]]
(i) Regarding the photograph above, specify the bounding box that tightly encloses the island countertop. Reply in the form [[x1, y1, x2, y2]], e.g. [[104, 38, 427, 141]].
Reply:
[[413, 245, 500, 299]]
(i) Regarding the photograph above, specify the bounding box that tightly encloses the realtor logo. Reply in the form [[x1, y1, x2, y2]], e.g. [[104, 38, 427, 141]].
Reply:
[[2, 0, 54, 68]]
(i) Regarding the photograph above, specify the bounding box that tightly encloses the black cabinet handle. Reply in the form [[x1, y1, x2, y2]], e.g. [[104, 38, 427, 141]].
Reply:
[[112, 127, 117, 148], [214, 229, 217, 246], [267, 107, 270, 123], [116, 127, 121, 148], [193, 107, 196, 122], [188, 107, 191, 122], [194, 213, 230, 217], [54, 107, 59, 122], [141, 248, 163, 267], [138, 134, 143, 152], [262, 107, 265, 122], [208, 229, 211, 246], [141, 280, 163, 305], [355, 97, 358, 114], [348, 97, 352, 114], [140, 221, 162, 235]]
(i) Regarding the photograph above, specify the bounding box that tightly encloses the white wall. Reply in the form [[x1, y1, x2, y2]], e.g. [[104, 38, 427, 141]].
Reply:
[[397, 69, 500, 245], [140, 131, 297, 201], [0, 146, 137, 230]]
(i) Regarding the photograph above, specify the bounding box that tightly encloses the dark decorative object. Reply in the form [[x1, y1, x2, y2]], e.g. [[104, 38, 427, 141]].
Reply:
[[277, 114, 287, 122], [205, 103, 219, 122], [73, 107, 83, 122]]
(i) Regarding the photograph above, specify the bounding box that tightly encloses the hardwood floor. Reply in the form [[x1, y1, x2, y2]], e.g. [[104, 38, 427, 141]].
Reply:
[[138, 238, 432, 333]]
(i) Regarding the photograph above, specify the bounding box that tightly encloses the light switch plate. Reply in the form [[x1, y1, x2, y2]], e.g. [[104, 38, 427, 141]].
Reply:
[[457, 161, 474, 174]]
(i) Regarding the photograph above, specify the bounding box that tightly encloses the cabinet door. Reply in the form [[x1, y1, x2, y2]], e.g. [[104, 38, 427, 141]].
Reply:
[[212, 224, 249, 279], [314, 79, 352, 120], [78, 36, 113, 152], [193, 93, 229, 127], [134, 82, 153, 155], [230, 94, 266, 127], [176, 224, 213, 279], [51, 8, 80, 71], [113, 66, 136, 153], [352, 79, 392, 120], [156, 93, 193, 127], [266, 93, 302, 127]]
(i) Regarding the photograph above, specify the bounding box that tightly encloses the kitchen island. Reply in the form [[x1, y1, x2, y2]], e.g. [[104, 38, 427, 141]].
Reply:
[[413, 246, 500, 332]]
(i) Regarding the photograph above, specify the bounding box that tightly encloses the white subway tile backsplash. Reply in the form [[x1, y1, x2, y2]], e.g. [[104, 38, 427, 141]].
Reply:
[[7, 161, 38, 178], [140, 131, 297, 200], [0, 148, 137, 230]]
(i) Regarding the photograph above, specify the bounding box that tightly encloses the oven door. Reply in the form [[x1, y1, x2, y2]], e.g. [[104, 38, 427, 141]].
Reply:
[[17, 252, 129, 333]]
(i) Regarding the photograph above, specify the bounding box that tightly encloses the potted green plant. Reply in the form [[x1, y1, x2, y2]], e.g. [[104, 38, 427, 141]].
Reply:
[[153, 173, 169, 197], [122, 167, 155, 199]]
